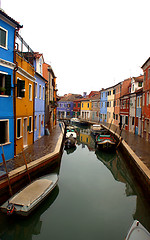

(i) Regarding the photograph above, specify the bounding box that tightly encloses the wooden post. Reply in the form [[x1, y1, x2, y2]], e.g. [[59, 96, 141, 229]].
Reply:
[[1, 145, 13, 196], [22, 150, 31, 183]]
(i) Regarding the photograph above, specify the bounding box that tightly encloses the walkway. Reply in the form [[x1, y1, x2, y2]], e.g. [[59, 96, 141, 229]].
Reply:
[[0, 124, 62, 173]]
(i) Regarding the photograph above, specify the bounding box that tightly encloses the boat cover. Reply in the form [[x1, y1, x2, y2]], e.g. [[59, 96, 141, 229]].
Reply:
[[10, 179, 53, 207]]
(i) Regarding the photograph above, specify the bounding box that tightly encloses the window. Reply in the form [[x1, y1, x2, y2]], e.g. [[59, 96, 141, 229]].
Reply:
[[29, 84, 32, 101], [39, 85, 41, 99], [78, 103, 80, 107], [87, 103, 89, 108], [116, 114, 118, 120], [17, 79, 25, 98], [0, 120, 9, 144], [67, 112, 70, 116], [35, 82, 37, 98], [82, 103, 83, 108], [147, 92, 149, 106], [67, 104, 71, 108], [125, 116, 128, 125], [137, 97, 139, 108], [138, 82, 142, 87], [0, 73, 11, 96], [29, 116, 32, 132], [17, 118, 21, 138], [35, 115, 37, 130], [43, 86, 45, 100], [143, 93, 145, 106], [0, 27, 7, 49]]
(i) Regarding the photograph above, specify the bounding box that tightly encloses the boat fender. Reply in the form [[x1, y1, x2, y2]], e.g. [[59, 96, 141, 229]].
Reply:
[[7, 202, 15, 215]]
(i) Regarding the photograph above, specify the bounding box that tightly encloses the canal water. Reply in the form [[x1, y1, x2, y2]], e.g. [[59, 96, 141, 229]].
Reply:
[[0, 126, 150, 240]]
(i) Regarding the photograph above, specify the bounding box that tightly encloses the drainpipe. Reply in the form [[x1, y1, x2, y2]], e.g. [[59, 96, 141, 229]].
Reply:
[[13, 29, 18, 157]]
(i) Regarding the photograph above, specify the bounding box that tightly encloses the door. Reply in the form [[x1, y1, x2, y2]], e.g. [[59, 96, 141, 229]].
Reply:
[[23, 118, 27, 148]]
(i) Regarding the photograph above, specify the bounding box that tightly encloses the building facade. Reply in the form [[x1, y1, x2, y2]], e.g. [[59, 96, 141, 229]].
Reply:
[[0, 10, 22, 161]]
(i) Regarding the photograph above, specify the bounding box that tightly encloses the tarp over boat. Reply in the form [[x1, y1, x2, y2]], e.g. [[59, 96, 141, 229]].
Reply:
[[10, 179, 53, 207]]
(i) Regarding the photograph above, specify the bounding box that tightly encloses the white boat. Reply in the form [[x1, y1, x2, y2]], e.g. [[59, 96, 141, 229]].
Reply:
[[66, 127, 77, 139], [70, 118, 80, 125], [125, 220, 150, 240], [0, 173, 58, 217]]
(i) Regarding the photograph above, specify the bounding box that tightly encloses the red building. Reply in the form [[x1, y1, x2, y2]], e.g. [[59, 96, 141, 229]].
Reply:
[[119, 78, 131, 130], [73, 99, 81, 118], [141, 58, 150, 141]]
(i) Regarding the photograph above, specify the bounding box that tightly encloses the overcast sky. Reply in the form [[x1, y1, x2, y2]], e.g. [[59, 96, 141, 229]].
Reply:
[[1, 0, 150, 96]]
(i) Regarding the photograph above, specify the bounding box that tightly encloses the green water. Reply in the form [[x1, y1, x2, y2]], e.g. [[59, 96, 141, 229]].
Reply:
[[0, 128, 150, 240]]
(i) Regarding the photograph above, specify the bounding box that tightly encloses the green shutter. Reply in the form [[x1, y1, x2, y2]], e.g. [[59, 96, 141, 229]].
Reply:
[[5, 75, 11, 96]]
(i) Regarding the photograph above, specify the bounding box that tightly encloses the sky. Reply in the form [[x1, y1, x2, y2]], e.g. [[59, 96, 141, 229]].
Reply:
[[1, 0, 150, 96]]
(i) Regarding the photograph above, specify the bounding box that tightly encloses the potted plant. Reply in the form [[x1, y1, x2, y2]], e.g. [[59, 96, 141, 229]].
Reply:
[[0, 87, 6, 95]]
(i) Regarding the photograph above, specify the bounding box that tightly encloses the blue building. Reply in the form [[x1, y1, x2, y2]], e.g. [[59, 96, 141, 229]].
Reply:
[[100, 89, 107, 122], [57, 94, 81, 119], [0, 9, 22, 161], [34, 53, 46, 141], [135, 88, 143, 136]]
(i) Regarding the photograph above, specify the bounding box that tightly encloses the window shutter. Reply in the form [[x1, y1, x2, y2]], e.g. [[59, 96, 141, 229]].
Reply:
[[20, 80, 25, 97], [5, 75, 11, 96]]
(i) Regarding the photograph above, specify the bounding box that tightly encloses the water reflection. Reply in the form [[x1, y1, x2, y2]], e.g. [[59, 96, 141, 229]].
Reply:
[[0, 186, 59, 240], [76, 126, 150, 232]]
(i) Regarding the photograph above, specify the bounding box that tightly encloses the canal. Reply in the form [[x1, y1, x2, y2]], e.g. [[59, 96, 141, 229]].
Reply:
[[0, 126, 150, 239]]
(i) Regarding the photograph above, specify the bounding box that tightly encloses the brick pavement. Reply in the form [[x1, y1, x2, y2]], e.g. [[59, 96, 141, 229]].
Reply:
[[0, 124, 62, 173]]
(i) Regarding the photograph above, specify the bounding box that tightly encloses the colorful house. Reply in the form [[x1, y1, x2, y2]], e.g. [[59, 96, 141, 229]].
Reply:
[[0, 9, 22, 161], [114, 82, 121, 127], [14, 33, 35, 155], [141, 58, 150, 142], [73, 99, 81, 118], [135, 88, 143, 136], [34, 52, 46, 141], [43, 63, 57, 129], [80, 97, 92, 121], [90, 92, 100, 122], [100, 88, 107, 122], [57, 94, 81, 119], [129, 76, 143, 133], [106, 86, 115, 124], [119, 78, 131, 130]]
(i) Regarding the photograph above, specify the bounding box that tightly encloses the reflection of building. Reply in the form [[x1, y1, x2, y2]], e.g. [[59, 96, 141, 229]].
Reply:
[[79, 128, 95, 150]]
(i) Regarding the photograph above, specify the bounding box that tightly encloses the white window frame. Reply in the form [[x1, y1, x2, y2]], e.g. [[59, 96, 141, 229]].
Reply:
[[43, 86, 45, 100], [29, 116, 33, 133], [0, 26, 8, 49], [0, 119, 9, 144], [39, 84, 41, 99], [17, 118, 22, 139], [35, 82, 37, 98], [35, 115, 37, 130]]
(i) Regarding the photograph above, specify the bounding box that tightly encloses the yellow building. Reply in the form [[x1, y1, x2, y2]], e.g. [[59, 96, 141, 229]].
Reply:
[[106, 87, 115, 124], [81, 98, 92, 120], [14, 52, 35, 155]]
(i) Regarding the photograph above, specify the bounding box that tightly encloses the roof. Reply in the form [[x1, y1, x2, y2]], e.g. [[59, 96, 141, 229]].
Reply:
[[132, 75, 143, 82], [59, 94, 82, 102], [141, 57, 150, 69], [0, 9, 23, 29]]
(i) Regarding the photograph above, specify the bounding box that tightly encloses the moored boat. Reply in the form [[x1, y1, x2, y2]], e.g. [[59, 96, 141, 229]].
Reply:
[[95, 134, 116, 151], [125, 220, 150, 240], [0, 173, 58, 217]]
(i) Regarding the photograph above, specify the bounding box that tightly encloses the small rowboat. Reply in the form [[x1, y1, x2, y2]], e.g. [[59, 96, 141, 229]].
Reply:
[[125, 220, 150, 240], [95, 134, 116, 150], [0, 173, 58, 217]]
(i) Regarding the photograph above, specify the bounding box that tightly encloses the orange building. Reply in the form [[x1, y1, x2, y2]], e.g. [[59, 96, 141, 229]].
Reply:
[[14, 34, 35, 155]]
